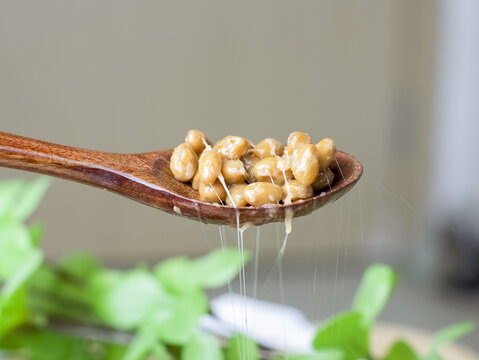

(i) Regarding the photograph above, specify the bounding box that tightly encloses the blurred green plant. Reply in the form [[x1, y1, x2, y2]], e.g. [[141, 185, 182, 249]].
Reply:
[[275, 264, 475, 360], [0, 178, 251, 360], [0, 178, 475, 360]]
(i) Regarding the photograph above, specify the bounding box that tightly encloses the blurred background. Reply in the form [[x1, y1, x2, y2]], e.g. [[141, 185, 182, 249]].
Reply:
[[1, 0, 478, 351]]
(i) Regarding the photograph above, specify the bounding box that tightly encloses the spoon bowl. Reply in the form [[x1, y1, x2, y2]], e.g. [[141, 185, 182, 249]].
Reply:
[[152, 149, 362, 226], [0, 131, 362, 226]]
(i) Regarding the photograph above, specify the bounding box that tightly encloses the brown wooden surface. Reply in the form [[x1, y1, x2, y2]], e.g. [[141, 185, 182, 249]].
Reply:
[[0, 131, 363, 226]]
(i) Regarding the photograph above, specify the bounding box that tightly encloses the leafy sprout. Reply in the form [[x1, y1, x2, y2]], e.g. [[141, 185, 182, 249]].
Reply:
[[281, 264, 475, 360], [0, 178, 475, 360]]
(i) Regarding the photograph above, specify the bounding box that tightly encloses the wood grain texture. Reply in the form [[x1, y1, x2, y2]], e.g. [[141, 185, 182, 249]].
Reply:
[[0, 131, 362, 226]]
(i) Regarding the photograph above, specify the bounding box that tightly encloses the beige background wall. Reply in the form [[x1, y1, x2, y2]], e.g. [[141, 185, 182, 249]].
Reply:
[[0, 0, 434, 265]]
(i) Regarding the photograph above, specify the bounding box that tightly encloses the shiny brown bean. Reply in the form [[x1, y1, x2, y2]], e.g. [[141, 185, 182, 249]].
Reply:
[[283, 180, 313, 202], [185, 129, 210, 155], [253, 157, 293, 185], [316, 138, 337, 170], [244, 182, 283, 206], [199, 180, 227, 203], [226, 183, 248, 207], [285, 131, 312, 157], [292, 144, 320, 186], [277, 156, 292, 172], [169, 143, 198, 182], [241, 153, 260, 183], [197, 151, 222, 184], [191, 171, 201, 190], [222, 160, 247, 185], [214, 136, 250, 160], [312, 168, 335, 191], [253, 138, 284, 158]]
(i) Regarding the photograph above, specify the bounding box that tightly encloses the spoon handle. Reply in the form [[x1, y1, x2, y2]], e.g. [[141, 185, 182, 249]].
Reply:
[[0, 131, 123, 187]]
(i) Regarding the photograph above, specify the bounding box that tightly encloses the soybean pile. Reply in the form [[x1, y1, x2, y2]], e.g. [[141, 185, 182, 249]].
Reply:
[[170, 130, 337, 207]]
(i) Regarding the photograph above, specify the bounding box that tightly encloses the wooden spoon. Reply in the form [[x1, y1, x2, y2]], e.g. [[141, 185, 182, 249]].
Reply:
[[0, 131, 362, 226]]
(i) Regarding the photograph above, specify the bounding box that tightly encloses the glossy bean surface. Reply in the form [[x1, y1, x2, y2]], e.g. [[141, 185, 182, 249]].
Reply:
[[244, 182, 283, 206], [292, 144, 320, 186], [169, 143, 198, 182]]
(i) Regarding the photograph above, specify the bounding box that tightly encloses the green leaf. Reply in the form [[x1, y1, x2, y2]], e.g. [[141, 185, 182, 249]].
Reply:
[[9, 177, 50, 221], [31, 265, 92, 308], [154, 248, 249, 295], [118, 336, 150, 360], [89, 269, 170, 330], [352, 264, 397, 327], [24, 331, 72, 360], [0, 180, 25, 220], [430, 322, 475, 354], [137, 289, 208, 346], [0, 223, 35, 279], [104, 343, 128, 360], [312, 311, 369, 359], [150, 343, 171, 359], [0, 289, 28, 340], [384, 340, 419, 360], [2, 249, 42, 299], [60, 252, 101, 279], [272, 350, 345, 360], [154, 257, 196, 295], [0, 329, 27, 349], [162, 290, 208, 345], [225, 334, 259, 360], [182, 332, 223, 360], [0, 178, 49, 221], [122, 288, 206, 357], [30, 266, 58, 292], [0, 221, 42, 301], [29, 222, 44, 246], [22, 331, 94, 360], [124, 328, 170, 360], [193, 248, 250, 288]]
